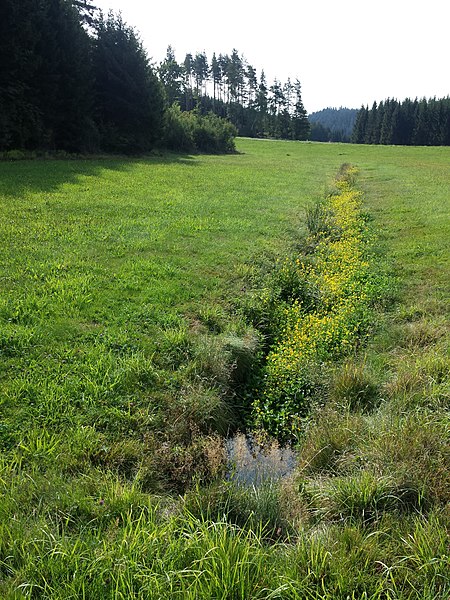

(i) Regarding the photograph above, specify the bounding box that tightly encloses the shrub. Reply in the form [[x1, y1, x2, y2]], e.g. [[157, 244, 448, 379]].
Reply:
[[192, 112, 237, 154], [2, 149, 27, 161], [162, 106, 237, 154], [163, 104, 196, 152]]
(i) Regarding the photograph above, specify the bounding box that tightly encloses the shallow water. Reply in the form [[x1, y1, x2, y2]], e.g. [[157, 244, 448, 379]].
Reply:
[[225, 433, 296, 486]]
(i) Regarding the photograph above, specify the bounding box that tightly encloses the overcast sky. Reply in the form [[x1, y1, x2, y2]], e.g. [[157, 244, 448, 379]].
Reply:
[[93, 0, 449, 113]]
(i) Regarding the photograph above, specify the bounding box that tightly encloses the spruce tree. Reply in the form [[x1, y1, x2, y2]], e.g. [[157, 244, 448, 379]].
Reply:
[[352, 106, 369, 143], [0, 0, 94, 151], [364, 101, 378, 144], [412, 99, 429, 145], [291, 80, 310, 140], [71, 0, 98, 26], [39, 0, 95, 150], [158, 46, 184, 106], [0, 0, 41, 149], [93, 11, 165, 153]]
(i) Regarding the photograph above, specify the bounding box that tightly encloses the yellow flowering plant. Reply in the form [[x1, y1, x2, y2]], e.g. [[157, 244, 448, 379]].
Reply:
[[254, 165, 380, 439]]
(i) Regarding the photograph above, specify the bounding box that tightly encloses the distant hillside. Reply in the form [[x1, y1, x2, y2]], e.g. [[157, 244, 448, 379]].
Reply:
[[309, 107, 358, 142]]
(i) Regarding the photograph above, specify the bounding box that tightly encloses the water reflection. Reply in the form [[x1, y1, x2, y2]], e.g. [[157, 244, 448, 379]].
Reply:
[[226, 433, 296, 486]]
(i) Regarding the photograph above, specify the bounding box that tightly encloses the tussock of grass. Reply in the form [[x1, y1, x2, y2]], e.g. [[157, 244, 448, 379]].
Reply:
[[297, 408, 367, 475], [330, 358, 381, 411]]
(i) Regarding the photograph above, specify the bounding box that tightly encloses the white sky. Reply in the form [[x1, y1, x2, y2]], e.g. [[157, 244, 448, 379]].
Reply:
[[93, 0, 449, 113]]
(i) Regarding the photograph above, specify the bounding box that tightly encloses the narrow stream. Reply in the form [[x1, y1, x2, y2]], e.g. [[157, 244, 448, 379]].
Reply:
[[225, 433, 297, 486]]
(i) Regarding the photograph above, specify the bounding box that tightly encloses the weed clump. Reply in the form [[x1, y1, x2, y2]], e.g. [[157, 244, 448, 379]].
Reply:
[[254, 165, 383, 439]]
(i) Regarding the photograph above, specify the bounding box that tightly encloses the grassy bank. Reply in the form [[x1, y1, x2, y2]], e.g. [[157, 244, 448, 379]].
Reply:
[[0, 140, 449, 598]]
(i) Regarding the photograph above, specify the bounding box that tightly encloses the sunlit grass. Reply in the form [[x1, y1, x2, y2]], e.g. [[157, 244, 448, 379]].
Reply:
[[0, 140, 449, 598]]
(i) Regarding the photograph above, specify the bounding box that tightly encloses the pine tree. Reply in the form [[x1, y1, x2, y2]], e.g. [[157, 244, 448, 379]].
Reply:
[[283, 78, 294, 115], [246, 64, 258, 108], [227, 49, 244, 103], [256, 71, 268, 115], [218, 54, 230, 102], [183, 53, 194, 110], [268, 79, 284, 116], [211, 53, 221, 104], [192, 52, 209, 98]]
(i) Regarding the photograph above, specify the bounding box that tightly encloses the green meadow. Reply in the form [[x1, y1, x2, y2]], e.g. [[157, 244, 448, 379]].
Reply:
[[0, 139, 449, 598]]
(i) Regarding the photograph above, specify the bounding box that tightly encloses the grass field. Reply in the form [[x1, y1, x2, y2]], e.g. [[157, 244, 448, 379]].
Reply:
[[0, 139, 449, 598]]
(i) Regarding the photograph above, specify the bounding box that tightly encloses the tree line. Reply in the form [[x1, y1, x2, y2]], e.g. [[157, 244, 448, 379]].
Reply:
[[1, 1, 162, 153], [0, 1, 237, 154], [0, 0, 310, 155], [158, 46, 310, 141], [352, 97, 450, 146], [309, 108, 358, 142], [3, 0, 447, 153]]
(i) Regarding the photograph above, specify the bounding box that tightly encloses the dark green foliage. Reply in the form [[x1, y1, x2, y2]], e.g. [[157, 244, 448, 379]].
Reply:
[[352, 105, 369, 144], [93, 12, 165, 153], [0, 3, 235, 155], [163, 105, 197, 152], [309, 121, 332, 142], [352, 96, 450, 146], [193, 112, 237, 153], [159, 49, 310, 141], [0, 0, 95, 152], [291, 79, 311, 140], [163, 105, 237, 153], [71, 0, 97, 26], [158, 45, 185, 106], [309, 107, 358, 142], [0, 0, 38, 149]]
